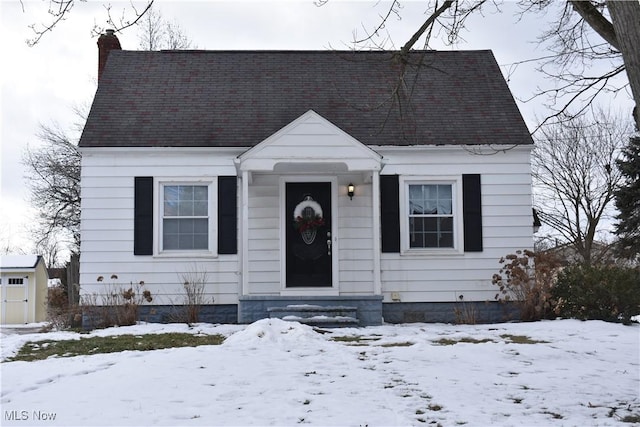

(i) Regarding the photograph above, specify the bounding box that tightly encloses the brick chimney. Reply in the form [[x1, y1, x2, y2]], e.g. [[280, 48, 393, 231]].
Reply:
[[97, 29, 121, 80]]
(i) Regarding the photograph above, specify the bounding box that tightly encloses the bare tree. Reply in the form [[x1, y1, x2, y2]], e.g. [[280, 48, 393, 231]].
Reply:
[[22, 8, 195, 266], [335, 0, 640, 130], [532, 108, 631, 264], [517, 1, 638, 130], [136, 6, 195, 50], [165, 20, 195, 50], [23, 123, 82, 257], [36, 236, 63, 269], [0, 233, 26, 256], [24, 0, 195, 50], [572, 1, 640, 129], [22, 0, 155, 47]]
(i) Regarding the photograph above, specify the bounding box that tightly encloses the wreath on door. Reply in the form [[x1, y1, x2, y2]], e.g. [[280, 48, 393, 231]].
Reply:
[[293, 195, 324, 244]]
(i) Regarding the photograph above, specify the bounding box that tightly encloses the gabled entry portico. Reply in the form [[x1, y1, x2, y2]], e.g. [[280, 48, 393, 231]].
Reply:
[[235, 110, 384, 325]]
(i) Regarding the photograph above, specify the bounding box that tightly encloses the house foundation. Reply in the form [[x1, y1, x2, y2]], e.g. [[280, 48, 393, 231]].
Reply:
[[382, 301, 520, 324]]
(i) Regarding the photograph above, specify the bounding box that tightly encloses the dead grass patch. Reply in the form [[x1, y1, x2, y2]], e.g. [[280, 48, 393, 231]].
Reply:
[[434, 335, 549, 346], [434, 337, 495, 346], [500, 334, 549, 344], [7, 333, 225, 362]]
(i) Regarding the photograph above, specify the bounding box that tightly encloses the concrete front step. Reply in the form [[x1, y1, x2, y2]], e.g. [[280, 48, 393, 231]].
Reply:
[[268, 304, 359, 327]]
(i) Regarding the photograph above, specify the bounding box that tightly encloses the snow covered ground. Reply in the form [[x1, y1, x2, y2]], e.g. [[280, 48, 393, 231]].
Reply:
[[1, 319, 638, 426]]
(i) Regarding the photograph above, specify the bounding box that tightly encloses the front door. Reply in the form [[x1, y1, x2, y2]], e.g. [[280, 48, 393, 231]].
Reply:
[[286, 182, 332, 287]]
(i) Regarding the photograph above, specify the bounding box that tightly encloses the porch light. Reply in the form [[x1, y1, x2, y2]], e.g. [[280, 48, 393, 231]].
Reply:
[[347, 183, 355, 200]]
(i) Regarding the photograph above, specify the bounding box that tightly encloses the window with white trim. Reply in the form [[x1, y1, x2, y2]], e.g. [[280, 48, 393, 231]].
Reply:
[[408, 183, 454, 248], [161, 183, 212, 251], [400, 177, 464, 253]]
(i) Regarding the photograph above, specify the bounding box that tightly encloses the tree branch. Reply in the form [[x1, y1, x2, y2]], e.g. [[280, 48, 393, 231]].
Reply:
[[399, 0, 454, 56], [568, 0, 619, 51]]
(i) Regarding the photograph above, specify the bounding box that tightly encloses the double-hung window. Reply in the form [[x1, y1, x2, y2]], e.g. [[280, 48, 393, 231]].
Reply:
[[408, 183, 454, 248], [162, 184, 210, 251], [400, 177, 463, 253]]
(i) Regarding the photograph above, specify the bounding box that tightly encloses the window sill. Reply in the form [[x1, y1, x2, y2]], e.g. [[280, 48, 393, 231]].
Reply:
[[153, 251, 218, 259], [400, 248, 463, 257]]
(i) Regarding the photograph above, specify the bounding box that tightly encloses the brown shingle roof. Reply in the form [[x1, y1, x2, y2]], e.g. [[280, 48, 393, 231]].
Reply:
[[79, 50, 533, 148]]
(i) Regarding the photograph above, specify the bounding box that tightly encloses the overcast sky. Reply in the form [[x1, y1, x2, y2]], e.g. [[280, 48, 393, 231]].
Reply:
[[0, 1, 633, 258]]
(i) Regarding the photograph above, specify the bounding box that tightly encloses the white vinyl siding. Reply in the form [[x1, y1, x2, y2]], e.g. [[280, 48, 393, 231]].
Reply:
[[243, 173, 375, 296], [79, 148, 240, 305], [378, 145, 534, 303], [80, 142, 533, 306]]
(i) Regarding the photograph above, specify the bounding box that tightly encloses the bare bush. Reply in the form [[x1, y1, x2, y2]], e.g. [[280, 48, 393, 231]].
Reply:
[[453, 295, 478, 325], [170, 265, 212, 325], [492, 250, 563, 321], [81, 275, 152, 329], [47, 285, 82, 330]]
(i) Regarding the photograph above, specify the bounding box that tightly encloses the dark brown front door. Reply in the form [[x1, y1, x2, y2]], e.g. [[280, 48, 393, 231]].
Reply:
[[286, 182, 332, 287]]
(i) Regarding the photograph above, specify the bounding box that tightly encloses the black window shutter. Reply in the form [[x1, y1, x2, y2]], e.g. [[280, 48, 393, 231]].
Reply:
[[380, 175, 401, 253], [463, 174, 483, 252], [134, 177, 154, 255], [218, 176, 238, 254]]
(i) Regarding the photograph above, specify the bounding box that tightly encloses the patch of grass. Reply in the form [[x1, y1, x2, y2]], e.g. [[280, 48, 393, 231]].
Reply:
[[331, 335, 363, 342], [434, 335, 550, 346], [432, 338, 457, 346], [500, 334, 549, 344], [433, 337, 495, 346], [331, 335, 413, 348], [380, 341, 414, 347], [621, 415, 640, 423], [331, 335, 381, 344], [8, 333, 225, 362], [428, 404, 443, 411]]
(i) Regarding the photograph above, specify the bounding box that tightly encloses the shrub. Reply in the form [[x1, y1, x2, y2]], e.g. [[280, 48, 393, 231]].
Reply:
[[170, 265, 212, 324], [82, 275, 153, 329], [453, 295, 478, 325], [492, 250, 562, 321], [552, 265, 640, 324], [47, 285, 82, 330]]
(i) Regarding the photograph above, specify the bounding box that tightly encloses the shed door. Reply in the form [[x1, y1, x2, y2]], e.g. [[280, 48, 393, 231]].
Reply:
[[1, 277, 28, 324], [286, 182, 332, 287]]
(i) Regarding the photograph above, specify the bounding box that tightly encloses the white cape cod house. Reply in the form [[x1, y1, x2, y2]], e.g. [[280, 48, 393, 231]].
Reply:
[[78, 31, 534, 326]]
